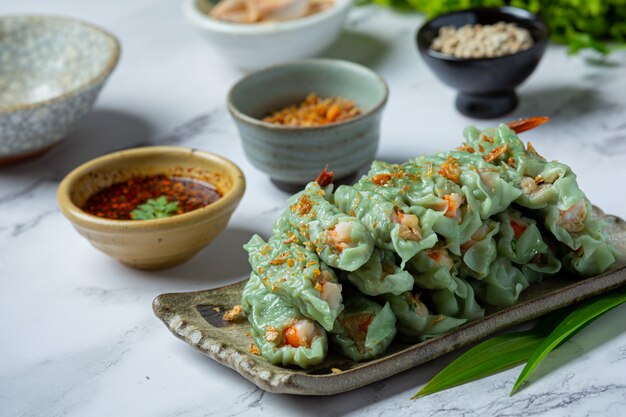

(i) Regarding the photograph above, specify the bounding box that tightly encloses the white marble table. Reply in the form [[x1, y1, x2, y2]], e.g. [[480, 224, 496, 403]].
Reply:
[[2, 1, 626, 416]]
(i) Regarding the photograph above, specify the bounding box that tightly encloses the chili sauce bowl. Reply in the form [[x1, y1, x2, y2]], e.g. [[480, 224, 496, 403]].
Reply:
[[0, 15, 120, 164], [57, 146, 246, 270], [183, 0, 353, 71], [228, 59, 388, 192], [416, 7, 549, 119]]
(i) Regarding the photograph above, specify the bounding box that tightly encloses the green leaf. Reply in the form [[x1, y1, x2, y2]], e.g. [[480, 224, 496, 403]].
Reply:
[[412, 311, 565, 399], [130, 196, 180, 220], [412, 333, 540, 399], [565, 32, 610, 55], [511, 286, 626, 394], [413, 288, 626, 400]]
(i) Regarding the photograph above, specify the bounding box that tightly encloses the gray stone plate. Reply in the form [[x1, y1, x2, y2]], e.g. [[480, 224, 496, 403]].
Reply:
[[153, 208, 626, 395]]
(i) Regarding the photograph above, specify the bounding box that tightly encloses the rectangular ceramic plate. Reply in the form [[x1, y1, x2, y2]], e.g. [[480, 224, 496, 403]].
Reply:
[[153, 208, 626, 395]]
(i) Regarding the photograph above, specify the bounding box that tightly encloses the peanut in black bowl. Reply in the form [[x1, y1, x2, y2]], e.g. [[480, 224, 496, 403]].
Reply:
[[416, 7, 549, 119]]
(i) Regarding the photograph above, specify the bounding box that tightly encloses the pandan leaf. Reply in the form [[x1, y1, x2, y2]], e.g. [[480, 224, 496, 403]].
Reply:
[[412, 311, 566, 399], [511, 286, 626, 394]]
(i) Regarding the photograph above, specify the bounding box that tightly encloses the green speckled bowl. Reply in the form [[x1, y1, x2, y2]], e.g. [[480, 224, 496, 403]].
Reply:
[[0, 15, 120, 164], [227, 59, 388, 191]]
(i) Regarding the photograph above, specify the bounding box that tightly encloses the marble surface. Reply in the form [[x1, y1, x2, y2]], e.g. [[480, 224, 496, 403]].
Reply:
[[1, 1, 626, 416]]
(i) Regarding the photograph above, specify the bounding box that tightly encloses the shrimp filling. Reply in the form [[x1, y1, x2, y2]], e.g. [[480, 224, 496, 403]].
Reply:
[[442, 193, 464, 223], [392, 211, 422, 241], [339, 313, 373, 352], [283, 320, 318, 348], [558, 199, 587, 233], [520, 175, 556, 197], [325, 222, 353, 252], [461, 223, 492, 251], [426, 247, 455, 271], [520, 176, 539, 195], [410, 293, 429, 317], [510, 219, 527, 239], [320, 281, 343, 312]]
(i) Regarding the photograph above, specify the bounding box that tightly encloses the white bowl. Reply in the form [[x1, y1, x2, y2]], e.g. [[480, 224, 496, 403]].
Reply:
[[183, 0, 353, 71]]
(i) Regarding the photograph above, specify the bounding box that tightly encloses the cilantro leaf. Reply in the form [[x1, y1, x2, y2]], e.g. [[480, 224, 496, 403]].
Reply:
[[131, 196, 180, 220]]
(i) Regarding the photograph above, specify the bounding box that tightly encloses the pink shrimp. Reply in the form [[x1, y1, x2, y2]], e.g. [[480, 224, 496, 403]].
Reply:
[[325, 222, 353, 252], [283, 320, 317, 348], [315, 269, 342, 311]]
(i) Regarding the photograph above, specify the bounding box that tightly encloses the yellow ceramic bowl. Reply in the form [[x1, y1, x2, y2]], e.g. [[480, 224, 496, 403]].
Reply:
[[57, 146, 245, 270]]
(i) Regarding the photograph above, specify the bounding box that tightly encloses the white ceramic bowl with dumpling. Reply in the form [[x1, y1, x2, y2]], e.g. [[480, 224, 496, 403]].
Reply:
[[183, 0, 353, 70]]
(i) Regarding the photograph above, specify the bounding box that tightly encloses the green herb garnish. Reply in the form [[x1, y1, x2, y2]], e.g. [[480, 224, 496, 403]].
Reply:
[[131, 196, 180, 220], [412, 286, 626, 399]]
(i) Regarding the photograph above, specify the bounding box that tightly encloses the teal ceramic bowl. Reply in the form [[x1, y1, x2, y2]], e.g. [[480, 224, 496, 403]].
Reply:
[[227, 59, 388, 191]]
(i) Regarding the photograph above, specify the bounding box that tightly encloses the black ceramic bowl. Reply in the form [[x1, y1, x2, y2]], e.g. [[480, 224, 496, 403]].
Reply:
[[417, 7, 549, 119]]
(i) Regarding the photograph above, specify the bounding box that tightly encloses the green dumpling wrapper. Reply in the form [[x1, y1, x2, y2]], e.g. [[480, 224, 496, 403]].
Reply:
[[345, 249, 414, 296], [429, 276, 485, 321], [242, 273, 328, 368], [244, 234, 343, 331], [459, 167, 522, 219], [463, 124, 538, 184], [354, 157, 485, 256], [544, 198, 593, 250], [497, 209, 550, 265], [409, 246, 462, 296], [463, 124, 527, 165], [359, 155, 466, 204], [516, 161, 585, 211], [562, 234, 619, 277], [273, 181, 375, 272], [471, 258, 530, 307], [522, 252, 562, 284], [428, 187, 483, 256], [331, 292, 397, 361], [464, 124, 586, 212], [495, 208, 562, 283], [460, 219, 500, 279], [354, 160, 424, 207], [384, 292, 466, 341], [466, 124, 616, 279], [333, 185, 437, 266], [543, 198, 618, 277]]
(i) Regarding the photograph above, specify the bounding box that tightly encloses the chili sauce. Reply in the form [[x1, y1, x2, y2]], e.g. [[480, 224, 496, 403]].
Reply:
[[82, 175, 221, 220]]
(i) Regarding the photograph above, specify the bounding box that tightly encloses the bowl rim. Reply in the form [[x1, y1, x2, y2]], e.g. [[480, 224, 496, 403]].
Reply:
[[0, 14, 121, 114], [183, 0, 353, 36], [416, 6, 550, 63], [57, 146, 246, 232], [226, 58, 389, 132]]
